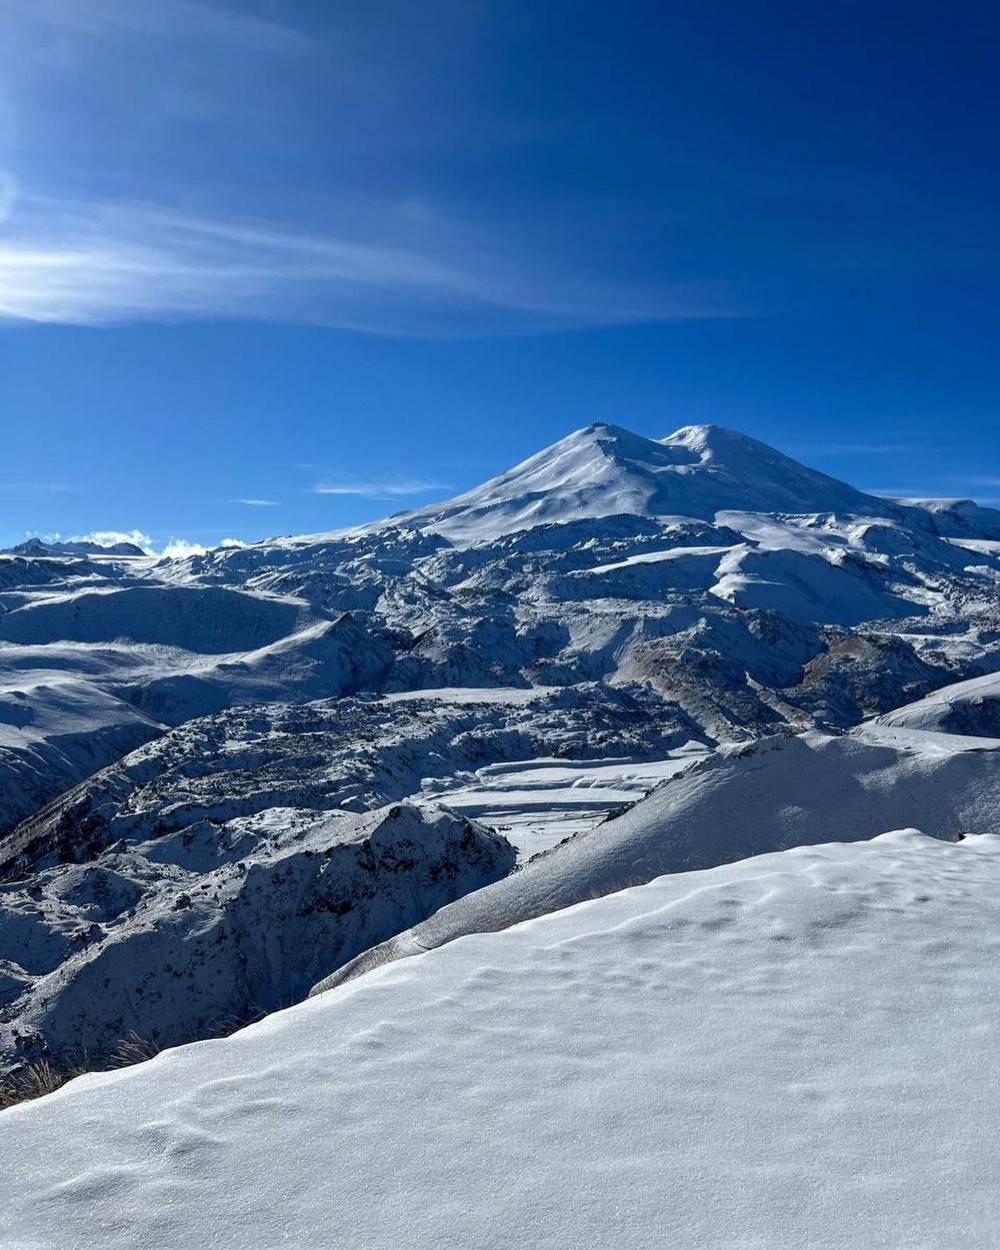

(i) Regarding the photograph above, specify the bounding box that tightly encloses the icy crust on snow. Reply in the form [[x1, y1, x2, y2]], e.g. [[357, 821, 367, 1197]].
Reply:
[[0, 801, 513, 1069], [312, 728, 1000, 992], [4, 830, 1000, 1250], [419, 751, 705, 856]]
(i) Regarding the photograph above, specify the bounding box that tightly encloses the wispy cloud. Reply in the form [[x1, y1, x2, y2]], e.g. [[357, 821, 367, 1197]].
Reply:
[[0, 2, 744, 336], [0, 480, 77, 493], [869, 489, 1000, 507], [313, 477, 448, 500], [0, 195, 738, 335], [21, 0, 311, 50], [232, 497, 280, 507], [870, 489, 957, 500]]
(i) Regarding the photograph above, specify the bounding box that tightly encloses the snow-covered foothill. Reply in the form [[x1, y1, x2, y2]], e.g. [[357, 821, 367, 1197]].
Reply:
[[3, 538, 149, 559], [0, 684, 688, 1072], [0, 585, 310, 652], [875, 669, 1000, 738], [1, 682, 688, 880], [0, 676, 164, 836], [0, 801, 513, 1070], [3, 830, 999, 1249]]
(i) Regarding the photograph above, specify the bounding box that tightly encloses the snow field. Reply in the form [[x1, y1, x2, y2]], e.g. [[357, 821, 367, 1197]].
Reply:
[[2, 830, 998, 1249]]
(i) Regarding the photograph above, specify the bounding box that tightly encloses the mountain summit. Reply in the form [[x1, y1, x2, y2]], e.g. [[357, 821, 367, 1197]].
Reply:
[[395, 422, 887, 543]]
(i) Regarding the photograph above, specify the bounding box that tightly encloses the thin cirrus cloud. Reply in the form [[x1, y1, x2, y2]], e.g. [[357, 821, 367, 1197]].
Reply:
[[0, 196, 738, 336], [0, 1, 744, 337], [232, 498, 280, 507], [0, 479, 77, 494], [313, 478, 448, 501], [21, 0, 311, 48], [870, 489, 956, 500], [808, 442, 908, 456], [872, 475, 1000, 506], [869, 489, 999, 506]]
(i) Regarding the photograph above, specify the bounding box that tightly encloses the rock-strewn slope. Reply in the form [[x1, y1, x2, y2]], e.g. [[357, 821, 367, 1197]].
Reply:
[[0, 801, 513, 1069]]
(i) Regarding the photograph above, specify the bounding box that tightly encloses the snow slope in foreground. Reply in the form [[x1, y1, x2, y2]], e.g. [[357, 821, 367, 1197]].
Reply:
[[1, 830, 997, 1249]]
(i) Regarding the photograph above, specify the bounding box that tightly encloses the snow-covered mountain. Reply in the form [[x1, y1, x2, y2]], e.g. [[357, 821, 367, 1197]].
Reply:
[[2, 421, 1000, 1082], [389, 422, 897, 542], [3, 537, 148, 558]]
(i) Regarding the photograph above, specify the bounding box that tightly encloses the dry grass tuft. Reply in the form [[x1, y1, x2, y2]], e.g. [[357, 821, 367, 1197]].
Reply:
[[0, 1008, 274, 1110], [0, 1058, 88, 1109], [572, 874, 650, 904], [107, 1030, 162, 1069]]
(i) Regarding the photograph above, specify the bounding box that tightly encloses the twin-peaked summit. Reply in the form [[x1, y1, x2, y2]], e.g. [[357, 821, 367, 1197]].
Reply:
[[391, 421, 891, 544]]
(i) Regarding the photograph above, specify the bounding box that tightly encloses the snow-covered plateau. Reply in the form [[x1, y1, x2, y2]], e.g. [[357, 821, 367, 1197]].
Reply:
[[2, 421, 1000, 1246]]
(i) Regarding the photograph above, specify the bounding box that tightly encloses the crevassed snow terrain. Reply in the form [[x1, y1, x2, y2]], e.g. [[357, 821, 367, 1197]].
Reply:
[[3, 421, 1000, 1076], [2, 830, 999, 1249]]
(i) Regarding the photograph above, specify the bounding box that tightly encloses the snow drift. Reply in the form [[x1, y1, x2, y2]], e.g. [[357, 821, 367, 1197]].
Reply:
[[2, 830, 998, 1249]]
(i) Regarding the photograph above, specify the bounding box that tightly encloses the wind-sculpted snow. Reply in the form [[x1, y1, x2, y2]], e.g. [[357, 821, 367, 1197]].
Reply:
[[0, 678, 164, 837], [5, 831, 1000, 1248], [124, 613, 396, 726], [0, 802, 513, 1070], [311, 728, 1000, 993]]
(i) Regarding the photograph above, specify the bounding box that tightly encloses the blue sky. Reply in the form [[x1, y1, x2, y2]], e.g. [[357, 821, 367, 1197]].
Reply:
[[1, 0, 998, 551]]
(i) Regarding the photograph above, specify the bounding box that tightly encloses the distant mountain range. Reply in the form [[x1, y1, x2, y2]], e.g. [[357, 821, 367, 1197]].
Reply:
[[4, 536, 148, 558]]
